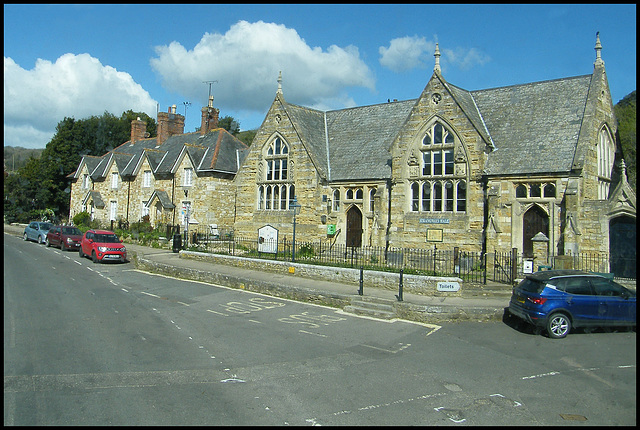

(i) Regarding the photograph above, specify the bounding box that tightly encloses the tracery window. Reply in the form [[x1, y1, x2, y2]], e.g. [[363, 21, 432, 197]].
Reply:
[[410, 121, 466, 212], [596, 126, 614, 200], [258, 136, 294, 210]]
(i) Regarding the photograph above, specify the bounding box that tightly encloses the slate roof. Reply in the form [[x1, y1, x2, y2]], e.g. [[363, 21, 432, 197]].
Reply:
[[74, 129, 249, 180], [282, 72, 594, 181], [473, 75, 592, 176], [284, 99, 415, 181]]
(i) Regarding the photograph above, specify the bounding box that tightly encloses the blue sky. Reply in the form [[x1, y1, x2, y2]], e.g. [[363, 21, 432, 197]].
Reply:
[[4, 4, 637, 149]]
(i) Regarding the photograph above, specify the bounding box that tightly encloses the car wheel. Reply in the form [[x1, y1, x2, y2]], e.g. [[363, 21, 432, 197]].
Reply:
[[37, 235, 44, 244], [45, 238, 51, 247], [60, 242, 66, 251], [79, 247, 84, 258], [92, 251, 99, 263], [23, 233, 28, 241], [546, 313, 571, 339]]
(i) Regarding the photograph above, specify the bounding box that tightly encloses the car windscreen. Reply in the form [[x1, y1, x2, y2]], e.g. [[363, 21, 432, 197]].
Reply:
[[62, 227, 82, 235], [94, 234, 120, 243], [40, 223, 52, 230], [518, 278, 546, 293]]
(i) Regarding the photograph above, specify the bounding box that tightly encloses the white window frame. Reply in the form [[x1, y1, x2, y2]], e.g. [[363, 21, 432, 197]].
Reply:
[[111, 172, 118, 189], [183, 168, 193, 187], [82, 174, 90, 190], [110, 201, 117, 221], [143, 170, 152, 188]]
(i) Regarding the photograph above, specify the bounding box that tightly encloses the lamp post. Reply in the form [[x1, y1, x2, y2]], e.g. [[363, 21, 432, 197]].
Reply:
[[289, 195, 301, 262], [183, 189, 190, 249]]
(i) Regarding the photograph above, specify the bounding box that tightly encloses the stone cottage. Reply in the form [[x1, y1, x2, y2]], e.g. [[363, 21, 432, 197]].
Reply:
[[69, 96, 249, 233]]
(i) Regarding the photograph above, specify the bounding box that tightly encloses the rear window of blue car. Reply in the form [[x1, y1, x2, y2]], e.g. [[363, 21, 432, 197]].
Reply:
[[519, 278, 545, 293]]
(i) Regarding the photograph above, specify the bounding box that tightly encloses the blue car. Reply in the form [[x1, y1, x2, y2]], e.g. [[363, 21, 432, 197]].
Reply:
[[508, 270, 636, 339], [23, 221, 53, 244]]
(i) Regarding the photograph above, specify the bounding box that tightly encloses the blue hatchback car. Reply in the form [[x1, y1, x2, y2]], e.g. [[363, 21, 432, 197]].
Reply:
[[508, 270, 636, 339]]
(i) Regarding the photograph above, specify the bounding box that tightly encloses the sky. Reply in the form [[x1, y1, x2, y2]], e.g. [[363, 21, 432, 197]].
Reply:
[[3, 4, 637, 149]]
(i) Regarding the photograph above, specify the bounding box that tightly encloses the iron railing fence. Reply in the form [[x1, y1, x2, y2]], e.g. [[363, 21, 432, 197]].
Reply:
[[177, 225, 636, 283]]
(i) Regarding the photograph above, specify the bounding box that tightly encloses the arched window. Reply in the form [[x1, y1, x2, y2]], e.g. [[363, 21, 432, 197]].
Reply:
[[258, 136, 294, 210], [544, 184, 556, 198], [369, 188, 376, 212], [516, 184, 527, 198], [597, 126, 615, 199], [410, 121, 466, 213], [333, 189, 340, 212]]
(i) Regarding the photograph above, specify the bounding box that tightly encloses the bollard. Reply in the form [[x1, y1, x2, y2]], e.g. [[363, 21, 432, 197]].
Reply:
[[396, 269, 404, 301], [358, 266, 363, 295]]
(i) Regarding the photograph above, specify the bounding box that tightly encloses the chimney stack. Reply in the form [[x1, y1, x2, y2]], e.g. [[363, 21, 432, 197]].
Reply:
[[157, 106, 185, 145], [130, 117, 147, 144], [200, 95, 220, 135]]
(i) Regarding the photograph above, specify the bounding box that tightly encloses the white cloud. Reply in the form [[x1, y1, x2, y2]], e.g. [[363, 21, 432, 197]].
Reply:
[[3, 54, 157, 149], [441, 47, 491, 70], [149, 20, 375, 113], [379, 36, 490, 73], [379, 36, 434, 72]]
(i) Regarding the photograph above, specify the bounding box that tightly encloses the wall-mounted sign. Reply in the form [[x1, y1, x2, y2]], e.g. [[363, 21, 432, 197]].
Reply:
[[523, 259, 534, 274], [420, 218, 450, 224], [327, 224, 336, 235], [426, 228, 443, 242], [437, 281, 460, 292]]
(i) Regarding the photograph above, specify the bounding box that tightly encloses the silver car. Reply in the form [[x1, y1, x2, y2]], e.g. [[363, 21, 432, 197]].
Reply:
[[23, 221, 53, 244]]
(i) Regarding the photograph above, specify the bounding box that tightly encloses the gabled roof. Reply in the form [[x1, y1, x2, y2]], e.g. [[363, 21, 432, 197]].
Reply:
[[282, 99, 415, 181], [280, 72, 594, 181], [146, 189, 175, 209], [474, 75, 592, 176], [76, 128, 249, 180]]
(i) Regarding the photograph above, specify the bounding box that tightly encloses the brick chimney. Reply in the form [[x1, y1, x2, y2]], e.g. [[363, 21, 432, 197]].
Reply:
[[200, 95, 220, 135], [130, 117, 147, 144], [157, 105, 185, 145]]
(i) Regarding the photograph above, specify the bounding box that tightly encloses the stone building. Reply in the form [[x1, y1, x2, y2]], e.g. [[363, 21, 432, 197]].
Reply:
[[69, 97, 249, 232], [69, 34, 635, 275], [232, 34, 635, 273]]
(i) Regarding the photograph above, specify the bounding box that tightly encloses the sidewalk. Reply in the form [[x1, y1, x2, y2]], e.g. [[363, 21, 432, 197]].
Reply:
[[4, 223, 511, 323], [125, 242, 511, 324]]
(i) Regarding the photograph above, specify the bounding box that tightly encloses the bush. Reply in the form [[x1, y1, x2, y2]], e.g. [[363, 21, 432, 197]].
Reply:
[[73, 211, 91, 227]]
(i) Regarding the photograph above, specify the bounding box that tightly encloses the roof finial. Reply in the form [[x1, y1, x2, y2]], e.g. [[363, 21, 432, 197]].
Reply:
[[277, 71, 283, 95], [434, 43, 441, 74], [594, 31, 604, 67]]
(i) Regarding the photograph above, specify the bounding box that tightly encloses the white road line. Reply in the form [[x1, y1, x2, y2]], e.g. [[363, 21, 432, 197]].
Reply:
[[206, 309, 229, 316], [140, 291, 161, 298], [299, 330, 327, 337]]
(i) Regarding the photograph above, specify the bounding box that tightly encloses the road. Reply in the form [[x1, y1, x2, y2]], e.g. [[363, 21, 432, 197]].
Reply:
[[4, 231, 636, 425]]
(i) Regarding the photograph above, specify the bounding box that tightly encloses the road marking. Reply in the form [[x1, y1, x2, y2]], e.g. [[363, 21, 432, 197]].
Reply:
[[360, 343, 411, 354], [177, 301, 190, 306], [206, 309, 228, 316], [73, 260, 82, 265], [522, 364, 635, 380], [299, 330, 327, 337], [140, 291, 161, 298], [248, 319, 262, 324]]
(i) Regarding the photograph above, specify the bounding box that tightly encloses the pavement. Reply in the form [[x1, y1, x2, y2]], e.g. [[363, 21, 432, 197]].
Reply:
[[5, 223, 512, 324]]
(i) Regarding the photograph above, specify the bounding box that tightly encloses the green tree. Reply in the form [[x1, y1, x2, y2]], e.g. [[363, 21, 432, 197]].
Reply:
[[614, 90, 636, 192], [218, 115, 240, 134], [3, 110, 157, 222]]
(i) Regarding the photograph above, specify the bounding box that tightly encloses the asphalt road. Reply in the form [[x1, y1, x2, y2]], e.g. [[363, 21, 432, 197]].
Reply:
[[4, 231, 637, 425]]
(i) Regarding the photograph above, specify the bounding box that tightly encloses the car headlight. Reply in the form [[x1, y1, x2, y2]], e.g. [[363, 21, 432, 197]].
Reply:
[[121, 247, 126, 252], [66, 238, 74, 244], [98, 246, 108, 252]]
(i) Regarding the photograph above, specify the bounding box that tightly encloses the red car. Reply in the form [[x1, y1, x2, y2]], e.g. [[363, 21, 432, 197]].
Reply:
[[79, 229, 127, 263], [46, 225, 83, 251]]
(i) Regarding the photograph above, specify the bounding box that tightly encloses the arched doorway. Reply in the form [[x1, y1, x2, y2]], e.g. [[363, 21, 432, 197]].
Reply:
[[346, 206, 362, 247], [609, 215, 636, 278], [523, 205, 549, 257]]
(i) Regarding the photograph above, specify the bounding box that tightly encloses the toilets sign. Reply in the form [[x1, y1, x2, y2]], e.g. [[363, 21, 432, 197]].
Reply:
[[437, 281, 460, 292]]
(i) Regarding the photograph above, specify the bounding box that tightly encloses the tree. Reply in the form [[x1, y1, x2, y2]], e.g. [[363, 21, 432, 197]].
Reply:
[[614, 91, 636, 192], [3, 110, 157, 222], [218, 115, 240, 135]]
